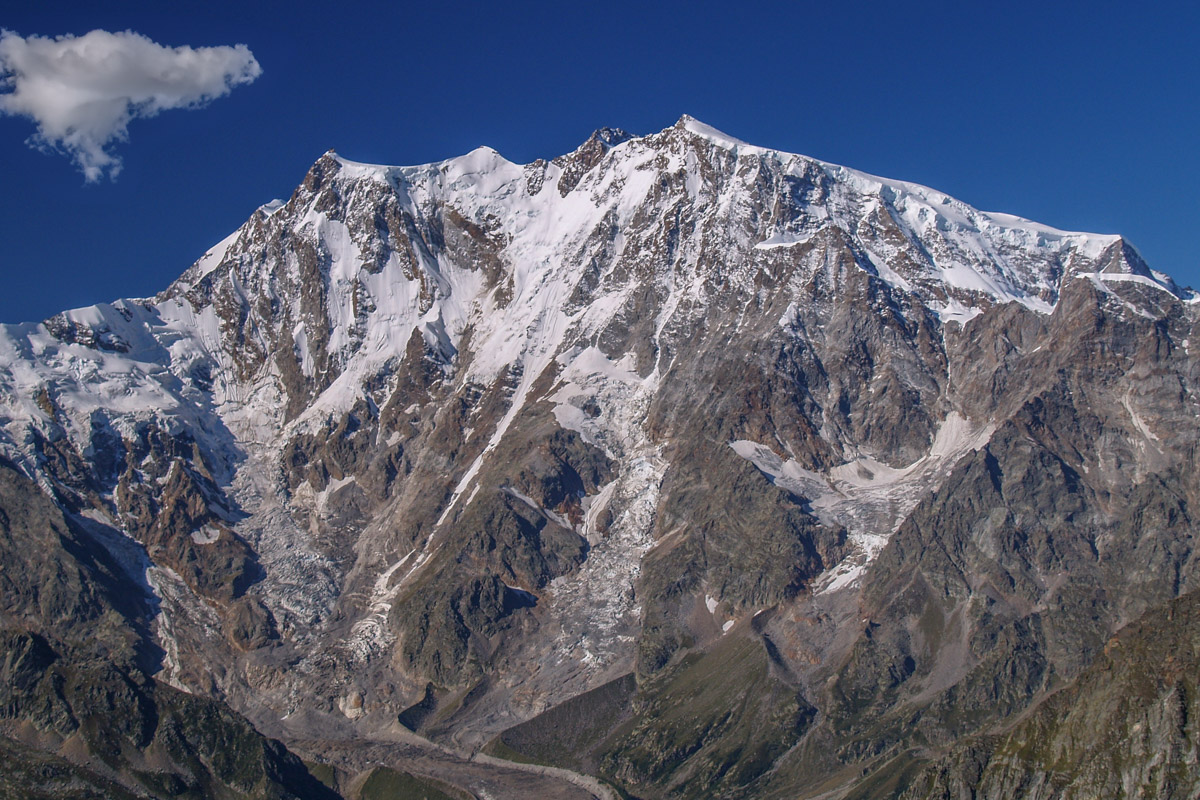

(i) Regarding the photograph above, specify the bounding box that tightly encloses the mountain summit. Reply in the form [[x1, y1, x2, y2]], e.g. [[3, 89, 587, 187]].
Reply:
[[2, 118, 1199, 798]]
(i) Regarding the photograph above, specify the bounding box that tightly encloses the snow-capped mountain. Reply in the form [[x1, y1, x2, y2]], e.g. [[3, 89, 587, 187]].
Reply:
[[3, 116, 1199, 799]]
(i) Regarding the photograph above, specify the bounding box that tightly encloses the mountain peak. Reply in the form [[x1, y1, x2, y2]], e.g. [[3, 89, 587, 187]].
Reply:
[[590, 126, 633, 148], [672, 114, 751, 149], [549, 126, 632, 196], [172, 116, 1191, 335]]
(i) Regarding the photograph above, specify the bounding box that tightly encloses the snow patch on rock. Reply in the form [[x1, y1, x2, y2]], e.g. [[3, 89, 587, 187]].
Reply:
[[730, 412, 994, 595]]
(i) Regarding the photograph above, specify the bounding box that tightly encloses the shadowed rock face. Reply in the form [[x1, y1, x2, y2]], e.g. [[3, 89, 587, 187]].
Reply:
[[0, 459, 337, 800], [1, 117, 1198, 798]]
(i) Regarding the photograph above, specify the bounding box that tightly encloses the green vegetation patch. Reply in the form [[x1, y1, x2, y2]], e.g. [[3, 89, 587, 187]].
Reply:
[[488, 673, 637, 772], [357, 767, 460, 800]]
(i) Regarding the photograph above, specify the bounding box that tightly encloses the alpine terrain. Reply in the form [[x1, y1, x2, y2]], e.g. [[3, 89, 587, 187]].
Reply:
[[2, 115, 1199, 799]]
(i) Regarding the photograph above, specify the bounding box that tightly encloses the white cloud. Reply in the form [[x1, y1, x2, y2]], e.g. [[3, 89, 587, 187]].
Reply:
[[0, 29, 261, 181]]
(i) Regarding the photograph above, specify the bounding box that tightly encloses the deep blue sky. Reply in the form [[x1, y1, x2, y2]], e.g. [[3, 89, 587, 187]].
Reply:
[[2, 1, 1197, 324]]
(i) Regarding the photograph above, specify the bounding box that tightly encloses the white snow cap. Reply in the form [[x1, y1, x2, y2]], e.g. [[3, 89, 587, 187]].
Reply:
[[676, 114, 752, 149]]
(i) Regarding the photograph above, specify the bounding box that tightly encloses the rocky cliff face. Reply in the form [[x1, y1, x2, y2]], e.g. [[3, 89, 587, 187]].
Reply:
[[901, 588, 1200, 800], [0, 457, 337, 799], [1, 115, 1197, 798]]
